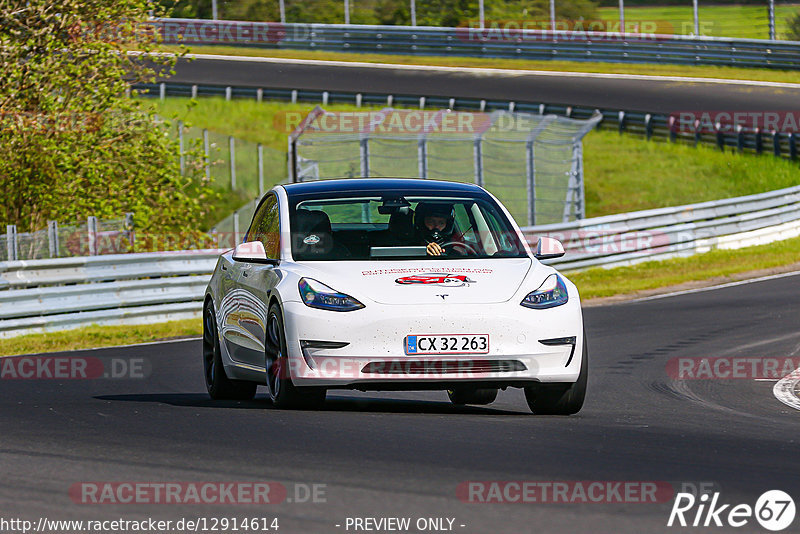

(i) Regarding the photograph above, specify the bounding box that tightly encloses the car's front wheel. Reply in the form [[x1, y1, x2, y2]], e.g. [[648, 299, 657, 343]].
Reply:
[[447, 387, 498, 405], [203, 302, 257, 401], [524, 334, 588, 415], [266, 303, 326, 409]]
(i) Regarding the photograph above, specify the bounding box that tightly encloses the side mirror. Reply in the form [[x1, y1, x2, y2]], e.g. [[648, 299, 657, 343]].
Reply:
[[233, 241, 275, 263], [534, 237, 565, 260]]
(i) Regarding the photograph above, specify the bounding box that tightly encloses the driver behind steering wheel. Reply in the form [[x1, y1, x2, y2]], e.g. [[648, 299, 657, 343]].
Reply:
[[414, 202, 465, 256]]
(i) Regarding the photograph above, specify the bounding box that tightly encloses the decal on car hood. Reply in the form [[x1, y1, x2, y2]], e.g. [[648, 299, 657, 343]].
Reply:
[[395, 273, 476, 287]]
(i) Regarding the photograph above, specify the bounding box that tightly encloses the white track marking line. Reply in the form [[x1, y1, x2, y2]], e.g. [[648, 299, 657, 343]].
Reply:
[[774, 366, 800, 411], [630, 270, 800, 303], [168, 52, 800, 89]]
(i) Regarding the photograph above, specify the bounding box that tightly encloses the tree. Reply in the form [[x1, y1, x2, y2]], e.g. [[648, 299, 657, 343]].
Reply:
[[787, 11, 800, 41], [0, 0, 215, 238]]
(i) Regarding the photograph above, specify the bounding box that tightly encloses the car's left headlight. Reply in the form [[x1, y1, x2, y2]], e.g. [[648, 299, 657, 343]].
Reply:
[[521, 274, 569, 309], [298, 278, 365, 312]]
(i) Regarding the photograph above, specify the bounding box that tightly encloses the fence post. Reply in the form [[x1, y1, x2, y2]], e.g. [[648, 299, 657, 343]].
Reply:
[[525, 140, 536, 226], [768, 0, 776, 40], [417, 137, 428, 179], [755, 128, 763, 154], [473, 137, 483, 187], [87, 216, 98, 256], [6, 225, 18, 261], [178, 120, 185, 175], [360, 137, 370, 178], [715, 122, 725, 151], [258, 143, 265, 196], [203, 129, 211, 180], [47, 220, 59, 258], [124, 213, 135, 252], [229, 136, 236, 189], [644, 113, 653, 140], [618, 111, 625, 134], [772, 131, 781, 157], [789, 133, 797, 160]]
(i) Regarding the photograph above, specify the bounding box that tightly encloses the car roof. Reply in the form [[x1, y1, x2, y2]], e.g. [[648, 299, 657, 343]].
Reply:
[[281, 178, 487, 198]]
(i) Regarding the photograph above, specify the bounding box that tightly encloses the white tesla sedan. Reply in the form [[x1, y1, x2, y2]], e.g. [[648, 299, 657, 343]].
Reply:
[[203, 179, 587, 414]]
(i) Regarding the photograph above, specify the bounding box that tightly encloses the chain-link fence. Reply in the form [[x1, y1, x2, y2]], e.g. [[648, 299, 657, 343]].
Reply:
[[1, 215, 135, 262], [289, 108, 601, 225]]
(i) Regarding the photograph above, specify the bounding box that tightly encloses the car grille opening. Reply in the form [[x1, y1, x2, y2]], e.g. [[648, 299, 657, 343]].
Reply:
[[361, 359, 527, 375]]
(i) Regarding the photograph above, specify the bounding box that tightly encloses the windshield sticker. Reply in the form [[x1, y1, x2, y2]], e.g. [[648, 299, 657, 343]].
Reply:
[[303, 234, 321, 245], [395, 273, 476, 287], [363, 267, 493, 276]]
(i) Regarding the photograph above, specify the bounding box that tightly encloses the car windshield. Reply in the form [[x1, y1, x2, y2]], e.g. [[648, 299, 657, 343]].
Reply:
[[289, 193, 528, 261]]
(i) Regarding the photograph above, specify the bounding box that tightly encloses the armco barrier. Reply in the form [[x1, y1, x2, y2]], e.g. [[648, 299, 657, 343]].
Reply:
[[0, 251, 222, 338], [1, 185, 799, 337], [136, 82, 800, 162], [153, 19, 800, 70]]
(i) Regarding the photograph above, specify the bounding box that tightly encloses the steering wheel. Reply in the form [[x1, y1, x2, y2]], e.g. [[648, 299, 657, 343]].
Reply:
[[439, 241, 480, 256]]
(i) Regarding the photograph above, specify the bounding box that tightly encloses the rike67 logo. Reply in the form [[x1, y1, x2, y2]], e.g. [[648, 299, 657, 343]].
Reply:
[[668, 490, 795, 531]]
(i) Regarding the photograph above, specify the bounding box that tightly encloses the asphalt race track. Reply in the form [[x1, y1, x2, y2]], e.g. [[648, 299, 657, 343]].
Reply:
[[2, 274, 799, 533], [166, 55, 800, 113]]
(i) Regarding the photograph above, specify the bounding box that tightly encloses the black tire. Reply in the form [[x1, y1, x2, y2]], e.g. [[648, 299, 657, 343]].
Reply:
[[202, 302, 257, 401], [447, 387, 498, 405], [524, 333, 588, 415], [266, 303, 326, 409]]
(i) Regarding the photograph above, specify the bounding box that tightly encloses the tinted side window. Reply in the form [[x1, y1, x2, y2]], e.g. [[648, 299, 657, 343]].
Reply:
[[246, 195, 280, 259]]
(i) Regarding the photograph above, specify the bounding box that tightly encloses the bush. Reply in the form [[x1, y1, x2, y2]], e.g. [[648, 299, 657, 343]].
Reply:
[[0, 0, 216, 235], [787, 11, 800, 41]]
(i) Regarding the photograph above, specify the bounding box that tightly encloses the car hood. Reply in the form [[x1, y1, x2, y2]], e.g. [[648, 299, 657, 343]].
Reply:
[[292, 258, 534, 305]]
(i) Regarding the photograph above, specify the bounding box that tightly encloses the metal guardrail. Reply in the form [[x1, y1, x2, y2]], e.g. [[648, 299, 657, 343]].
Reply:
[[138, 81, 800, 162], [2, 185, 800, 337], [154, 19, 800, 70], [0, 251, 221, 338]]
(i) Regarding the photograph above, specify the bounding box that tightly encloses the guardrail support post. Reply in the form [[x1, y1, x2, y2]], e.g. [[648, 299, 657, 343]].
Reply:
[[291, 90, 298, 104], [772, 131, 781, 157], [668, 115, 676, 143], [417, 136, 427, 179], [480, 100, 486, 112], [322, 91, 329, 106], [356, 93, 362, 107], [644, 113, 653, 140], [229, 136, 236, 189], [191, 85, 198, 99], [693, 119, 701, 147], [178, 120, 185, 175], [258, 143, 265, 196], [159, 82, 165, 101], [225, 86, 232, 101], [737, 125, 744, 152], [7, 225, 18, 261], [755, 128, 763, 154], [257, 88, 263, 102], [47, 221, 59, 258], [360, 137, 370, 178], [715, 122, 725, 151], [618, 111, 625, 134], [789, 133, 797, 160], [526, 140, 536, 226], [203, 129, 211, 180], [419, 97, 426, 110], [87, 216, 98, 256]]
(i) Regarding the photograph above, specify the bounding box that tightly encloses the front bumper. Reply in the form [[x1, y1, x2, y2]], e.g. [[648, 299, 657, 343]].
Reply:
[[282, 299, 584, 388]]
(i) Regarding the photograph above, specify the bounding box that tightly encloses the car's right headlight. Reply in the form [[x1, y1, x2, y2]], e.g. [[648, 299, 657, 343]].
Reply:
[[520, 274, 569, 309], [298, 278, 365, 312]]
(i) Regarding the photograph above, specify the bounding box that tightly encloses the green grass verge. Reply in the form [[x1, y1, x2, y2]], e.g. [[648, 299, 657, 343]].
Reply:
[[150, 97, 800, 220], [0, 319, 202, 358], [570, 234, 800, 299], [596, 4, 799, 40], [171, 45, 800, 84]]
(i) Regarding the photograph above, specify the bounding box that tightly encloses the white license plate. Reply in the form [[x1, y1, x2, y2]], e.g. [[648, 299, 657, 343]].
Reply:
[[404, 334, 489, 355]]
